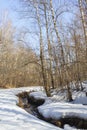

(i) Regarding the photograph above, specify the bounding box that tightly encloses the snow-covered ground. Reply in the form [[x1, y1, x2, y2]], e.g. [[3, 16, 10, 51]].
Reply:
[[0, 87, 62, 130], [29, 91, 47, 100], [29, 83, 87, 129], [29, 89, 87, 120], [0, 82, 87, 130], [38, 102, 87, 120]]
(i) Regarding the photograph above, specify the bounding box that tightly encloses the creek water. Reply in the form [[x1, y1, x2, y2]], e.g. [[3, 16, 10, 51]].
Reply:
[[17, 92, 87, 129]]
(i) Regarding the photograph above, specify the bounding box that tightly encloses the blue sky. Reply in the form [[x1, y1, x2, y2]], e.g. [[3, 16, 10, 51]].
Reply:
[[0, 0, 35, 30], [0, 0, 77, 49], [0, 0, 76, 27], [0, 0, 38, 49], [0, 0, 21, 27], [0, 0, 75, 24]]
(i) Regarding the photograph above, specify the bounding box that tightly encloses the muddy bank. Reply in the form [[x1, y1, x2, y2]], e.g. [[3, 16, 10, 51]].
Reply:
[[17, 91, 87, 129]]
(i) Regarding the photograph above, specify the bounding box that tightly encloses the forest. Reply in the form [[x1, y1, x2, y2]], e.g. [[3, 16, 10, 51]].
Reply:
[[0, 0, 87, 130], [0, 0, 87, 100]]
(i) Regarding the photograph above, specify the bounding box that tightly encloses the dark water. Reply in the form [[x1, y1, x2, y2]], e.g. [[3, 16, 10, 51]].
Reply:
[[18, 93, 87, 129]]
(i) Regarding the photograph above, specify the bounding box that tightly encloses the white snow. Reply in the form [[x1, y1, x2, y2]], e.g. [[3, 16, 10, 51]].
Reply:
[[37, 83, 87, 121], [29, 91, 47, 100], [28, 86, 87, 121], [64, 125, 77, 130], [38, 102, 87, 120], [73, 96, 87, 104], [0, 87, 62, 130], [28, 89, 87, 124], [38, 83, 87, 120], [0, 83, 87, 130]]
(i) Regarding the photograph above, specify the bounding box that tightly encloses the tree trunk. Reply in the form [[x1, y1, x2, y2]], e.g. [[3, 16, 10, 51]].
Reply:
[[35, 2, 50, 96], [78, 0, 87, 58], [50, 0, 72, 100], [50, 0, 65, 65], [44, 3, 55, 89]]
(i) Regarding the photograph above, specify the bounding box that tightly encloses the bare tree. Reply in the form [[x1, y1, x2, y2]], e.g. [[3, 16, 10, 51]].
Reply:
[[78, 0, 87, 58]]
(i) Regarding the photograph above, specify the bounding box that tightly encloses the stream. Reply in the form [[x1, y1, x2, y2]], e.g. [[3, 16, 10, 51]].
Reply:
[[17, 92, 62, 127], [22, 96, 50, 122], [17, 92, 87, 129]]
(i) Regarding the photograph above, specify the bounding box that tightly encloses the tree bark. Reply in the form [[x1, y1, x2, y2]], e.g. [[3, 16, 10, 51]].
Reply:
[[44, 3, 55, 89], [35, 1, 50, 96], [78, 0, 87, 58]]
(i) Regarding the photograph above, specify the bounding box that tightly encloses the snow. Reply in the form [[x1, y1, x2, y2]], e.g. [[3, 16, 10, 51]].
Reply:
[[38, 102, 87, 120], [28, 85, 87, 121], [0, 83, 87, 130], [73, 96, 87, 104], [29, 91, 47, 100], [0, 87, 62, 130], [64, 125, 77, 130], [27, 88, 87, 125], [37, 83, 87, 121]]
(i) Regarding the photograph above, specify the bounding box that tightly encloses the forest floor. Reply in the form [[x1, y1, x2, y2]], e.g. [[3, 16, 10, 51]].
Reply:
[[0, 82, 87, 130]]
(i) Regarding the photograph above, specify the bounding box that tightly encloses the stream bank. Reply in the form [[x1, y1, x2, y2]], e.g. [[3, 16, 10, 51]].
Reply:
[[17, 91, 87, 129]]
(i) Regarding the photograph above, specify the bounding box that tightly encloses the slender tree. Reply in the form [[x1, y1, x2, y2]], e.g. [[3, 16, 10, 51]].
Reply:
[[78, 0, 87, 58]]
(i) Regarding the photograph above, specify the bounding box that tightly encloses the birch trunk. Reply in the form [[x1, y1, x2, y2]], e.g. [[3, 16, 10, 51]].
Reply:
[[50, 0, 72, 101], [78, 0, 87, 58], [35, 1, 50, 96], [44, 3, 55, 89]]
